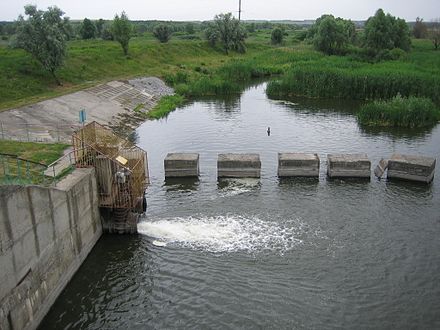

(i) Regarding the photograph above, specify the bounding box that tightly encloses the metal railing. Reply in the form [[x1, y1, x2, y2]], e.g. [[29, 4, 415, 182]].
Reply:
[[0, 153, 51, 185], [0, 148, 83, 186]]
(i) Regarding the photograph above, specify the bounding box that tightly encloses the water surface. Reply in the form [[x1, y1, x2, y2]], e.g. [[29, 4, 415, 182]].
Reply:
[[41, 83, 440, 329]]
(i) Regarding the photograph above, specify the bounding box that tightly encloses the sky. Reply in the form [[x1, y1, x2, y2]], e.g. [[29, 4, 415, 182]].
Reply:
[[1, 0, 438, 22]]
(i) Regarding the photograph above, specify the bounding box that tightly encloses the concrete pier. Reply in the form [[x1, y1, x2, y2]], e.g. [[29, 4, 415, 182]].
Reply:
[[278, 153, 320, 177], [218, 153, 261, 178], [327, 154, 371, 179], [387, 154, 436, 183], [164, 153, 200, 178]]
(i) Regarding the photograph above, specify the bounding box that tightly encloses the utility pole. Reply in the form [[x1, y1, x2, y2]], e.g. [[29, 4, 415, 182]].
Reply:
[[238, 0, 242, 21]]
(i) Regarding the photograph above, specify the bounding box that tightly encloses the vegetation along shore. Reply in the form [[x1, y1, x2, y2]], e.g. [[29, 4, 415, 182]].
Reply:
[[1, 7, 439, 127]]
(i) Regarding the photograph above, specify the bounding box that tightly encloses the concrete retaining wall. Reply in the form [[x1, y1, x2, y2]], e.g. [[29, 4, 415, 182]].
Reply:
[[0, 168, 102, 330]]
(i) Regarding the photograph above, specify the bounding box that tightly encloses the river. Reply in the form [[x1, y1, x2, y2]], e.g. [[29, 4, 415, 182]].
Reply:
[[40, 82, 440, 329]]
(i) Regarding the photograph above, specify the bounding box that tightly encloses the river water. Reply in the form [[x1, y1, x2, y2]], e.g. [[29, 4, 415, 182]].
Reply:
[[41, 83, 440, 329]]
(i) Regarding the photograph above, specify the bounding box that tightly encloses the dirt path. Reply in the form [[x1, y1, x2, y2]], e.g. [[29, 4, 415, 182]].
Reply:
[[0, 77, 173, 143]]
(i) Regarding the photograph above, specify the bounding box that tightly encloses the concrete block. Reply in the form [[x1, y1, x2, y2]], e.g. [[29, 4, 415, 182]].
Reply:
[[218, 153, 261, 178], [164, 153, 200, 178], [327, 154, 371, 179], [278, 153, 320, 177], [387, 154, 436, 183]]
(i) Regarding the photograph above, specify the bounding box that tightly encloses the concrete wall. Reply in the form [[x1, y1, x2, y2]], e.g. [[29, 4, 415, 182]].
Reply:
[[0, 168, 102, 330]]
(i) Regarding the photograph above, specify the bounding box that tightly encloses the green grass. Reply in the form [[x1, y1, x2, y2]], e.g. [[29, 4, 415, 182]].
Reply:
[[148, 94, 186, 119], [1, 33, 439, 124], [0, 140, 69, 184], [357, 96, 440, 128], [0, 140, 69, 164], [0, 34, 272, 111]]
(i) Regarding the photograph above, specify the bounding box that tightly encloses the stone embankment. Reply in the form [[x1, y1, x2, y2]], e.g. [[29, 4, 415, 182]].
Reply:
[[0, 77, 173, 142]]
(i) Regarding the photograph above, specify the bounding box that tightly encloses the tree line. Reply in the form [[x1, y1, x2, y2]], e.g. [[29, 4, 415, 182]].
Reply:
[[9, 5, 440, 86]]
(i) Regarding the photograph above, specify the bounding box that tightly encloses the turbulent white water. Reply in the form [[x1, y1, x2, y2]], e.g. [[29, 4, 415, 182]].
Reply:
[[138, 215, 305, 253], [217, 179, 260, 198]]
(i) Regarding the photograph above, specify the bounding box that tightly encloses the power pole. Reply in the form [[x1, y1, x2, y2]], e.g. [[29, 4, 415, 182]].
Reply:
[[238, 0, 242, 21]]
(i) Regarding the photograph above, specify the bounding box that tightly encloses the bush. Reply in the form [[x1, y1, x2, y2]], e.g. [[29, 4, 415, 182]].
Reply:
[[164, 71, 189, 86], [357, 96, 440, 127], [153, 24, 172, 43], [271, 27, 284, 45]]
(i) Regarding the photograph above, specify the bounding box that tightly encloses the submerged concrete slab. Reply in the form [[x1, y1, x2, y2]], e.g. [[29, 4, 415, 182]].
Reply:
[[218, 153, 261, 178], [164, 153, 200, 178], [374, 158, 389, 178], [278, 153, 320, 177], [387, 154, 436, 183], [327, 154, 371, 179]]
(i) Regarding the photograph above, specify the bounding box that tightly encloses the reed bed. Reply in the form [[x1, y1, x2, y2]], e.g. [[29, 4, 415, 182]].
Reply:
[[357, 96, 440, 128]]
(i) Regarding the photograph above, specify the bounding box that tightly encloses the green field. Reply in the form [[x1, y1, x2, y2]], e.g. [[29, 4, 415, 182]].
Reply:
[[1, 31, 439, 115]]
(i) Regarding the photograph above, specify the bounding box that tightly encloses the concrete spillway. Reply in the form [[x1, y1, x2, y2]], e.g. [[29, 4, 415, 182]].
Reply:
[[278, 153, 320, 177], [218, 154, 261, 178], [163, 153, 435, 183]]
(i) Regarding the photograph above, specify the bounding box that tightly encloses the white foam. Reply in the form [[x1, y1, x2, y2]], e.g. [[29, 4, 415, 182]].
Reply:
[[217, 179, 260, 198], [138, 215, 304, 253]]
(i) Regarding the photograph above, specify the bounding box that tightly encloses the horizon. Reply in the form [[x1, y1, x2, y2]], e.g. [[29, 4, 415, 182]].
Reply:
[[0, 0, 438, 22]]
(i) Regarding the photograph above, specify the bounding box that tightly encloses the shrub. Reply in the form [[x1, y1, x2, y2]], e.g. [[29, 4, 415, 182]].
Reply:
[[271, 27, 283, 45], [153, 24, 172, 43], [357, 96, 440, 127]]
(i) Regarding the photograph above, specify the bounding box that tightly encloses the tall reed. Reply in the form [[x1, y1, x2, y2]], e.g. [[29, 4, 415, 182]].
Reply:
[[357, 96, 440, 127]]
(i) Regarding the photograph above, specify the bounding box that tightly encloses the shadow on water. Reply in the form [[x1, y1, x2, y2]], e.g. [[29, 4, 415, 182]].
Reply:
[[38, 235, 155, 330], [384, 178, 434, 199], [278, 176, 320, 187], [359, 124, 437, 140], [269, 95, 362, 115]]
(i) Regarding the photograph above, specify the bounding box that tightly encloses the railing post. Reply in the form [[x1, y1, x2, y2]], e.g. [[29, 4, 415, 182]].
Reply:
[[26, 161, 30, 180], [0, 121, 4, 140], [57, 124, 60, 142]]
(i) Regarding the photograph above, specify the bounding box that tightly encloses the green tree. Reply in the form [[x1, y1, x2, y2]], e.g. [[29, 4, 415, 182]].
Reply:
[[429, 20, 440, 50], [205, 23, 218, 47], [312, 15, 349, 55], [185, 23, 195, 34], [271, 27, 284, 44], [80, 18, 96, 39], [15, 5, 67, 85], [111, 11, 132, 55], [210, 13, 247, 54], [364, 9, 411, 53], [96, 18, 105, 38], [153, 24, 172, 43], [413, 17, 428, 39]]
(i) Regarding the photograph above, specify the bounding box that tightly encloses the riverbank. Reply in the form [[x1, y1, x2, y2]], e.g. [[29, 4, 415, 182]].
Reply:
[[0, 77, 173, 142]]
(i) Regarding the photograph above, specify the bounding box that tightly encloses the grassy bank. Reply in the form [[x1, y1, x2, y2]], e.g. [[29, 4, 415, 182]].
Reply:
[[267, 40, 440, 105], [1, 35, 439, 121], [147, 94, 186, 119], [0, 140, 69, 164], [0, 34, 271, 111], [357, 96, 440, 128]]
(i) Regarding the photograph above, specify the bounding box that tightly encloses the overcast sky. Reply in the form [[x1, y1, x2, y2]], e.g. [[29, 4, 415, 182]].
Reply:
[[1, 0, 438, 22]]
